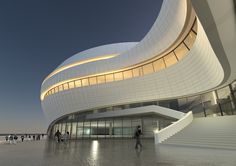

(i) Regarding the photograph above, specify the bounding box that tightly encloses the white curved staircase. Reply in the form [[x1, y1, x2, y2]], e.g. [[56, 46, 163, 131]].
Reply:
[[162, 115, 236, 150]]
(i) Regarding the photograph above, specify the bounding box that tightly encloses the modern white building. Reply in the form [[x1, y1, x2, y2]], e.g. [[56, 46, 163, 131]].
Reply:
[[41, 0, 236, 141]]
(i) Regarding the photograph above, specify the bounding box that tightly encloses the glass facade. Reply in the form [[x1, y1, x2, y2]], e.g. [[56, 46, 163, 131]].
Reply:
[[49, 80, 236, 140], [43, 19, 198, 100], [50, 113, 174, 140]]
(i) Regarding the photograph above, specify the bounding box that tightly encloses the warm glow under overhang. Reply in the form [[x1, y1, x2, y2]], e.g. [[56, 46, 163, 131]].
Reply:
[[42, 53, 119, 83]]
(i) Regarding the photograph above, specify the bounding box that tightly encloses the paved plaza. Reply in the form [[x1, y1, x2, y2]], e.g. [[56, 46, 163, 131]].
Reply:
[[0, 139, 236, 166]]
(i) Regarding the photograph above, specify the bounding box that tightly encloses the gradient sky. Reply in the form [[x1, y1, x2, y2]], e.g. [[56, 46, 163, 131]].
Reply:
[[0, 0, 163, 133]]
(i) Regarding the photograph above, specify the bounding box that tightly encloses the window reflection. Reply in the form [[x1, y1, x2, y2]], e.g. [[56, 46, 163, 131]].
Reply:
[[114, 72, 123, 81], [153, 58, 165, 72], [89, 77, 97, 85], [174, 43, 188, 60], [184, 31, 196, 49], [123, 70, 133, 79], [97, 75, 106, 84], [105, 74, 114, 82], [164, 52, 178, 67], [82, 78, 89, 86], [143, 63, 154, 75]]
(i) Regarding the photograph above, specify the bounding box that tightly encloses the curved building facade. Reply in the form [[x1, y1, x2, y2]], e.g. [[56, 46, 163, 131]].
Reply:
[[41, 0, 236, 139]]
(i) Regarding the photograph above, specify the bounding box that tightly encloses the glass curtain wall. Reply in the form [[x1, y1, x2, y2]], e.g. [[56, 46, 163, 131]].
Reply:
[[51, 81, 236, 139]]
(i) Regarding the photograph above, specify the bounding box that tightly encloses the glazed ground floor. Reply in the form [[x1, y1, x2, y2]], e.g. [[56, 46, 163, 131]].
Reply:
[[50, 114, 175, 139]]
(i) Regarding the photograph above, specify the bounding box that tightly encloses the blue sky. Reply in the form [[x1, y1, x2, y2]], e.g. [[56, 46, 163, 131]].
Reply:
[[0, 0, 162, 133]]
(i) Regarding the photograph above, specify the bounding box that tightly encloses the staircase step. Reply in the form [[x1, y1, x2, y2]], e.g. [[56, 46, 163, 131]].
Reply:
[[162, 115, 236, 150]]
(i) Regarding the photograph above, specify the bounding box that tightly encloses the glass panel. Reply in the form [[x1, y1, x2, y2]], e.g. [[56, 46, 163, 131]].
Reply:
[[90, 121, 98, 138], [97, 75, 106, 84], [89, 77, 97, 85], [66, 123, 71, 137], [143, 63, 154, 75], [132, 67, 143, 77], [131, 118, 142, 136], [56, 124, 60, 133], [217, 86, 233, 115], [114, 72, 123, 81], [63, 83, 69, 90], [184, 31, 196, 49], [123, 70, 133, 79], [202, 91, 220, 117], [122, 118, 132, 138], [105, 74, 114, 83], [51, 88, 55, 94], [232, 81, 236, 91], [105, 120, 113, 138], [54, 86, 59, 93], [164, 52, 178, 67], [75, 80, 81, 87], [142, 117, 155, 138], [192, 20, 197, 33], [82, 78, 89, 86], [174, 43, 188, 60], [77, 122, 83, 138], [61, 123, 66, 133], [58, 85, 63, 92], [83, 121, 90, 138], [97, 121, 106, 138], [113, 119, 122, 138], [153, 58, 165, 72], [187, 96, 205, 117], [71, 122, 77, 139], [68, 81, 75, 89]]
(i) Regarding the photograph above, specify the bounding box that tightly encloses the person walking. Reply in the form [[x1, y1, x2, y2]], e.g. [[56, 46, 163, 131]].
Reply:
[[9, 134, 13, 144], [21, 135, 24, 142], [13, 134, 18, 144], [134, 125, 142, 149], [62, 131, 69, 143], [54, 130, 61, 143]]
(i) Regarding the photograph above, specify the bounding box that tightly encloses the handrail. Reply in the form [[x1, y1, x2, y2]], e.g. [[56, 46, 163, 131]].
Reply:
[[154, 111, 193, 144]]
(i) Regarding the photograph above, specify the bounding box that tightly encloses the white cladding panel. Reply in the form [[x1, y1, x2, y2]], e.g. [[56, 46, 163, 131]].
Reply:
[[41, 0, 187, 92], [42, 21, 224, 122]]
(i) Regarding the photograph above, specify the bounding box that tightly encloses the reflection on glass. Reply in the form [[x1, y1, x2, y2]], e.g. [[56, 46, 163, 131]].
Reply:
[[143, 63, 154, 75], [69, 81, 75, 89], [192, 20, 197, 33], [63, 83, 69, 90], [97, 75, 105, 84], [54, 87, 58, 93], [89, 77, 97, 85], [153, 58, 165, 72], [59, 85, 63, 91], [75, 80, 81, 87], [123, 70, 133, 79], [114, 72, 123, 81], [105, 74, 114, 82], [174, 43, 188, 60], [90, 140, 99, 162], [164, 52, 178, 67], [132, 67, 142, 77], [82, 78, 89, 86], [184, 31, 196, 49]]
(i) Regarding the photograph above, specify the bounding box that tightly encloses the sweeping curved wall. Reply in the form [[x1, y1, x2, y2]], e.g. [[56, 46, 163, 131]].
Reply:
[[41, 0, 224, 123]]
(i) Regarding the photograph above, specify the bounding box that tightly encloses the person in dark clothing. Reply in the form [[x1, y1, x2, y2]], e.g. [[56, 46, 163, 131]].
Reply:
[[21, 135, 24, 142], [54, 130, 61, 143], [135, 125, 142, 149]]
